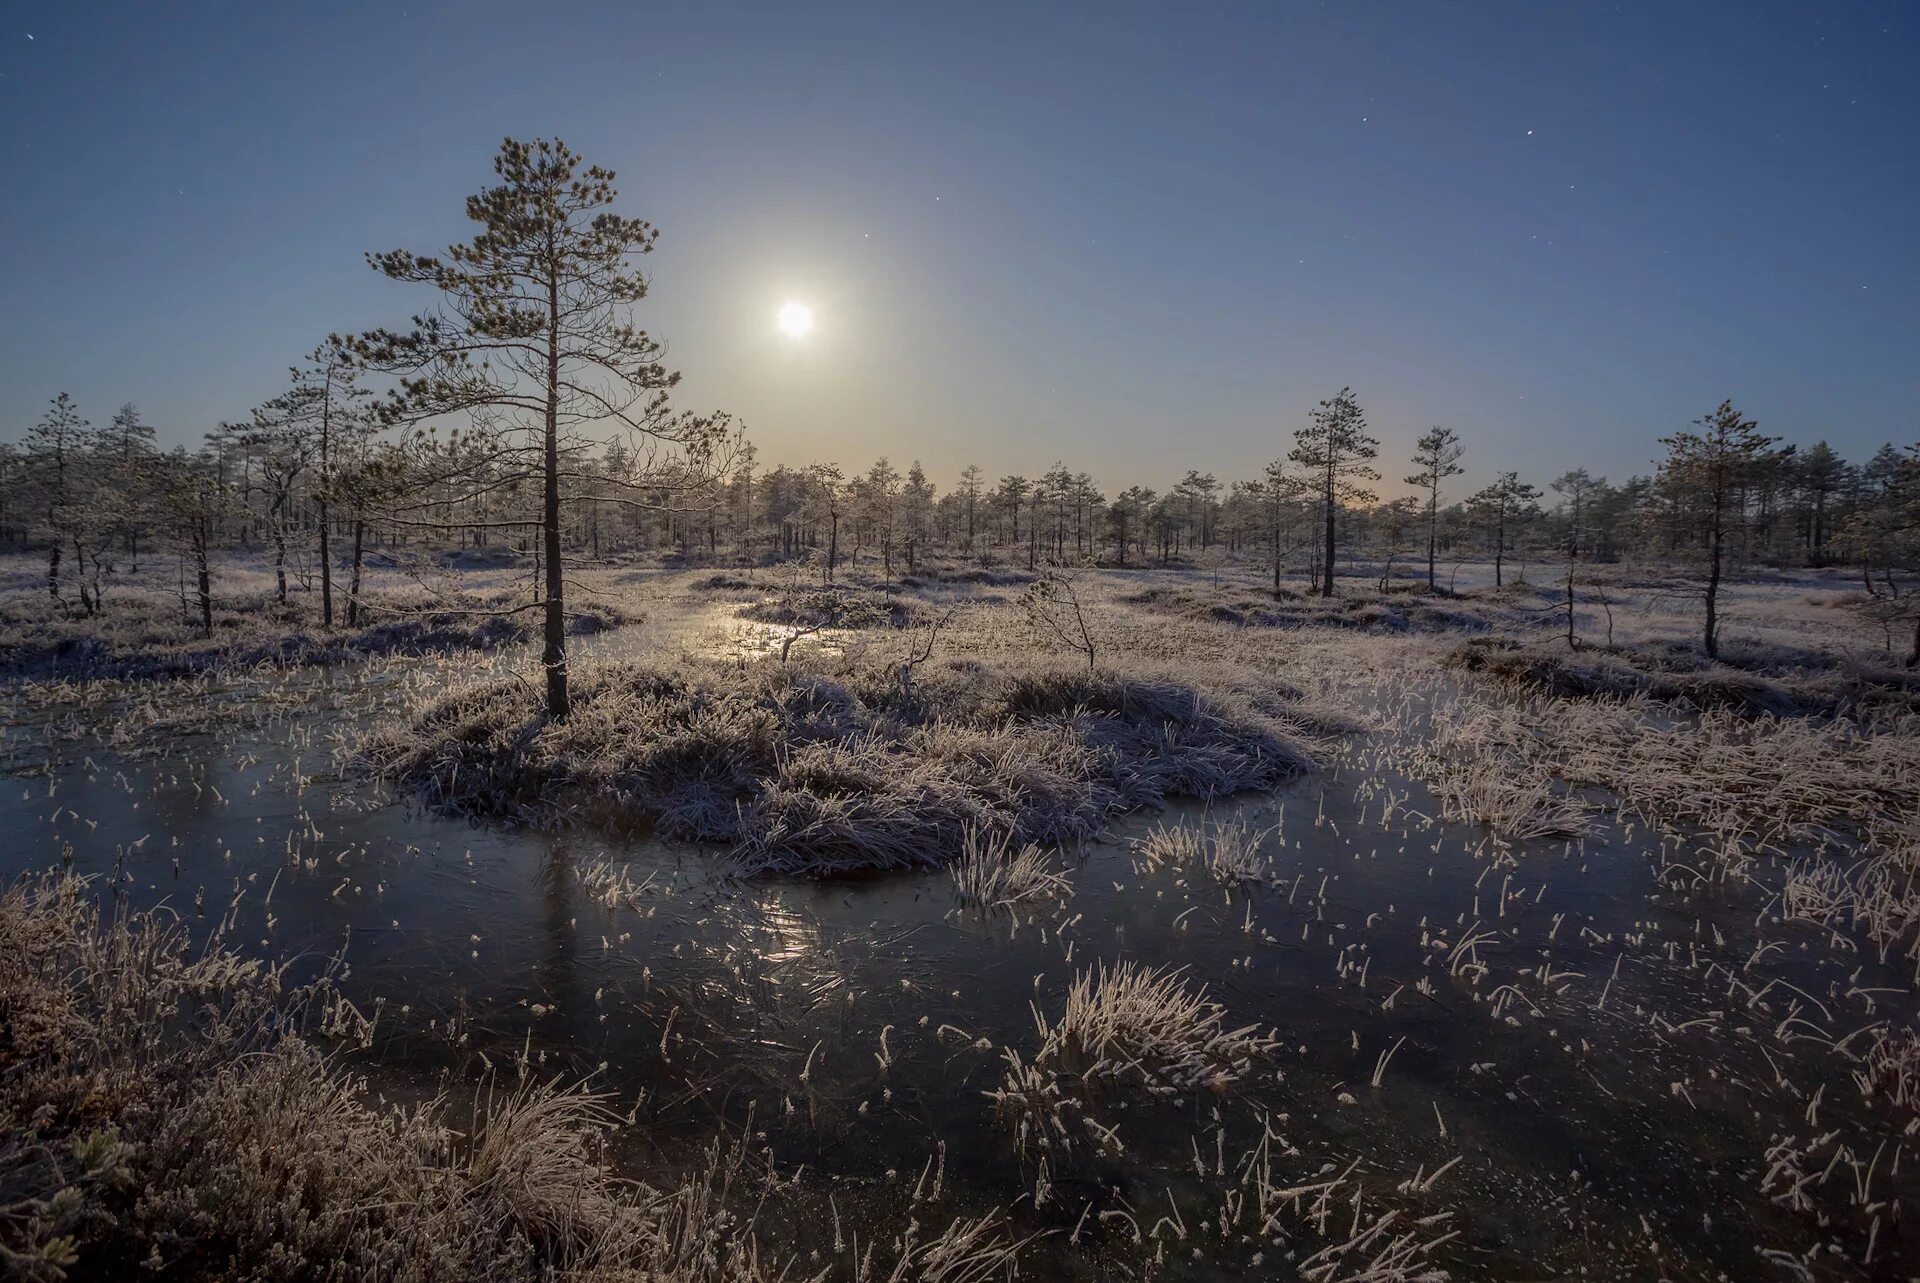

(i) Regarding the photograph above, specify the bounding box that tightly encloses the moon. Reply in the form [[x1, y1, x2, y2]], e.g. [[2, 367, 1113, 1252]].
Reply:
[[777, 301, 814, 338]]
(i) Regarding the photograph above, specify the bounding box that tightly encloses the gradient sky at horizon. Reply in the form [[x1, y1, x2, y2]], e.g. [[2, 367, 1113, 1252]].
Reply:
[[1, 1, 1914, 495]]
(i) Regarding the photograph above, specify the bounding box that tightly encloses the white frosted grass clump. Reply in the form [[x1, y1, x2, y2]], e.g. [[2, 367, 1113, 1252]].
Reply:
[[860, 1212, 1032, 1283], [990, 962, 1275, 1163], [0, 873, 864, 1283], [997, 961, 1274, 1115], [1132, 817, 1274, 885], [1779, 847, 1920, 969], [1552, 702, 1920, 853], [574, 854, 657, 907], [1418, 750, 1591, 841], [1039, 962, 1276, 1094], [1856, 1022, 1920, 1111], [366, 652, 1317, 876], [1405, 698, 1591, 840], [949, 826, 1072, 912]]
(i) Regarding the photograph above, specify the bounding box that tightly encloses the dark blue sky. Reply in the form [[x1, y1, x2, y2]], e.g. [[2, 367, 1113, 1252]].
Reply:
[[2, 2, 1914, 491]]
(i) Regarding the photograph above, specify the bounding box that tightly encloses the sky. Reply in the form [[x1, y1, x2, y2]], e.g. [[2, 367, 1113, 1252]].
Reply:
[[1, 1, 1915, 496]]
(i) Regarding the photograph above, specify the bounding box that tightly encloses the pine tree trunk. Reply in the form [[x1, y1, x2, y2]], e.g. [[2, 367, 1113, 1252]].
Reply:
[[195, 527, 213, 638], [1565, 557, 1577, 649], [1704, 520, 1723, 660], [348, 519, 365, 627], [1426, 491, 1438, 591], [270, 495, 288, 606], [74, 538, 93, 615], [542, 277, 570, 720], [319, 496, 333, 627], [1320, 487, 1336, 598]]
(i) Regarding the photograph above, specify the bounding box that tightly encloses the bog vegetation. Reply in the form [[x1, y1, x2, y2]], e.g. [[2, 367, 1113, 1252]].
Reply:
[[4, 136, 1920, 1282]]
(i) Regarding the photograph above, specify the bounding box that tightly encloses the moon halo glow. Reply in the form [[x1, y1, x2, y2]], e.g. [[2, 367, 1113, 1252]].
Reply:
[[777, 301, 814, 338]]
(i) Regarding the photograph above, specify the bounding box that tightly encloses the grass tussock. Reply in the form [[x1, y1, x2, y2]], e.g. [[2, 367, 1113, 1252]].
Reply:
[[1444, 635, 1920, 718], [1553, 703, 1920, 855], [1032, 962, 1276, 1096], [949, 827, 1073, 912], [363, 656, 1316, 874], [1400, 679, 1919, 858], [1118, 583, 1523, 637], [1132, 817, 1275, 885], [1408, 700, 1592, 841], [0, 874, 809, 1283], [1443, 637, 1806, 716], [988, 962, 1276, 1162], [736, 585, 924, 631]]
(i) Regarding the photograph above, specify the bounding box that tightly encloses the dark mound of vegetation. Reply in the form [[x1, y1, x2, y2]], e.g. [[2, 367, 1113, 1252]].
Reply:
[[1117, 583, 1517, 635], [1442, 636, 1816, 716], [913, 564, 1037, 587], [0, 595, 629, 685], [0, 874, 792, 1283], [735, 587, 922, 630], [435, 544, 526, 571], [688, 572, 758, 591], [363, 658, 1315, 874]]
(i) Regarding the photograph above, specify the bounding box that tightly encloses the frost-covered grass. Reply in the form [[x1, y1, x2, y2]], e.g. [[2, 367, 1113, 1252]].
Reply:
[[1132, 817, 1275, 885], [1031, 961, 1276, 1095], [1442, 634, 1920, 718], [949, 827, 1073, 912], [1117, 580, 1517, 636], [363, 654, 1317, 874], [0, 553, 629, 684], [989, 962, 1276, 1162], [8, 555, 1920, 1281], [0, 873, 819, 1283], [1407, 699, 1592, 841], [987, 961, 1275, 1172]]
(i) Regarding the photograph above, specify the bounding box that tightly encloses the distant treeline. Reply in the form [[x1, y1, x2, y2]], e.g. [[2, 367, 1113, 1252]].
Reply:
[[3, 387, 1912, 594], [2, 137, 1916, 706]]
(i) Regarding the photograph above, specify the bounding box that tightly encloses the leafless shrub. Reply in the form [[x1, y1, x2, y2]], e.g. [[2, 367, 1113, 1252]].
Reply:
[[1020, 569, 1097, 671]]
